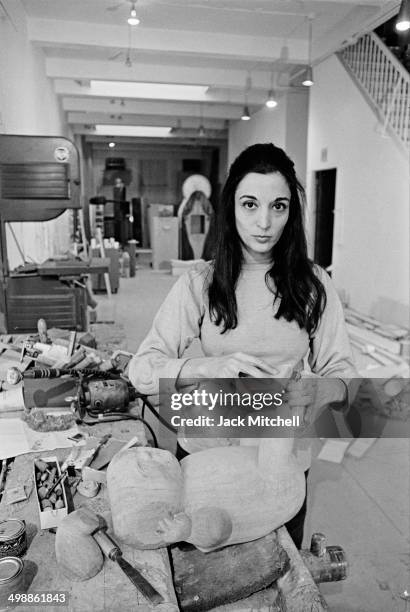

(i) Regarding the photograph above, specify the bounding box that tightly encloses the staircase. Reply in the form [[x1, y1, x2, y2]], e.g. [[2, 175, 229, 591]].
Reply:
[[338, 32, 410, 152]]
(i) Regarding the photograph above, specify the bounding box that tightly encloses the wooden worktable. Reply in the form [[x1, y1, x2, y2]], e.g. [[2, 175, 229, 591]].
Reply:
[[1, 419, 327, 612], [0, 420, 179, 612]]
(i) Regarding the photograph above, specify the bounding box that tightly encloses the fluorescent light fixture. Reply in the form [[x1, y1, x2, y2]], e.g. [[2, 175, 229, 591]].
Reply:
[[90, 80, 209, 101], [95, 125, 172, 137], [396, 0, 410, 31]]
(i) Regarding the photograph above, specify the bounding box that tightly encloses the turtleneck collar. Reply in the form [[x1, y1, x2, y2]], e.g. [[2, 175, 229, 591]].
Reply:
[[241, 260, 273, 271]]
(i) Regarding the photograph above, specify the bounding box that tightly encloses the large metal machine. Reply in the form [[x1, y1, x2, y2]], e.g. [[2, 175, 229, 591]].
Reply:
[[0, 135, 104, 333]]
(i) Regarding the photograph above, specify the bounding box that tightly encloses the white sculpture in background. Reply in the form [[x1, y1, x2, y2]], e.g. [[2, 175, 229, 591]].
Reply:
[[177, 174, 213, 260]]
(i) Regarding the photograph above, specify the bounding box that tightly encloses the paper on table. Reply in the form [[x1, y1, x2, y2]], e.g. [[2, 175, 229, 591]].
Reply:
[[0, 419, 28, 459], [317, 439, 351, 463], [0, 418, 79, 460]]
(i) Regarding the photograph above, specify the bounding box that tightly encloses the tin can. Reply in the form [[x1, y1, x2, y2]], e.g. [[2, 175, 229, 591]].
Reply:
[[0, 520, 27, 559], [0, 557, 25, 611]]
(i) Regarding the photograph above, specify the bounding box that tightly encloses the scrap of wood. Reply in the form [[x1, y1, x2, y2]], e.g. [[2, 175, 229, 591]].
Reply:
[[347, 323, 401, 355], [345, 308, 409, 340]]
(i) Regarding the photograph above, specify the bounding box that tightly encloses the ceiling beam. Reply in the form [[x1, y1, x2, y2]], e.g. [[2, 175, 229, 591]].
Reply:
[[88, 139, 226, 151], [77, 127, 227, 143], [62, 97, 244, 120], [54, 79, 292, 105], [46, 58, 291, 90], [28, 17, 307, 63], [67, 113, 227, 130]]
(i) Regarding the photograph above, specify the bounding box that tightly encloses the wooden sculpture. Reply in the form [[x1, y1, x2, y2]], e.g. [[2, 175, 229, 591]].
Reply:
[[107, 438, 305, 552]]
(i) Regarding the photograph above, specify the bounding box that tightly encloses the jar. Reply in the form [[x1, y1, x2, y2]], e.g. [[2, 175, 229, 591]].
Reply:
[[0, 520, 27, 559], [0, 557, 25, 611]]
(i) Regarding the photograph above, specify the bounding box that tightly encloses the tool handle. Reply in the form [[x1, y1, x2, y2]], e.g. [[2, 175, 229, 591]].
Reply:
[[83, 434, 111, 469], [24, 368, 65, 379], [44, 471, 67, 498], [93, 529, 120, 560]]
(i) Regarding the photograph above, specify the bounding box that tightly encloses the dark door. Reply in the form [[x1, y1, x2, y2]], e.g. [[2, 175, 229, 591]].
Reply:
[[314, 169, 337, 271]]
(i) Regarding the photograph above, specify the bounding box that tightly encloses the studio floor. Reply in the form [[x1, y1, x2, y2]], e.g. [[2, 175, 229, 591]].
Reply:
[[95, 269, 410, 612]]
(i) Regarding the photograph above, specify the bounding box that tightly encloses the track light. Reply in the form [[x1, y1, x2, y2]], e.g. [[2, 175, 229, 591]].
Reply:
[[265, 90, 278, 108], [127, 3, 140, 26], [198, 124, 206, 137], [241, 105, 250, 120], [302, 66, 314, 87], [396, 0, 410, 31]]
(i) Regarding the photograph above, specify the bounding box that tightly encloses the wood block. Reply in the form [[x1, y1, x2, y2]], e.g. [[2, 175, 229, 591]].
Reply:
[[171, 530, 289, 612], [347, 323, 401, 355]]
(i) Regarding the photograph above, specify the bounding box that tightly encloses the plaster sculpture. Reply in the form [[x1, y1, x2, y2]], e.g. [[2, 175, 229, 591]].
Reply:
[[107, 438, 305, 553]]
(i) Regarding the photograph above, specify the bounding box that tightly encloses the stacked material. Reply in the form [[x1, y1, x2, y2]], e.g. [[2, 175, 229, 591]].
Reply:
[[345, 307, 409, 377]]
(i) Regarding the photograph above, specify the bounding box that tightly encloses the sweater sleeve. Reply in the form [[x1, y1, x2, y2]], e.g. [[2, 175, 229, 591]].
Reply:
[[128, 265, 208, 395], [308, 267, 358, 379]]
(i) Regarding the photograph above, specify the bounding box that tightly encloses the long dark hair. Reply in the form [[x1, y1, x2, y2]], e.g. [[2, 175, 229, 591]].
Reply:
[[208, 143, 326, 335]]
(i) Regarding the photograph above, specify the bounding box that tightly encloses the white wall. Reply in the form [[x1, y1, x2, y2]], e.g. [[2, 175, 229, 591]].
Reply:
[[228, 103, 286, 167], [0, 0, 71, 269], [306, 55, 409, 325], [227, 90, 309, 184]]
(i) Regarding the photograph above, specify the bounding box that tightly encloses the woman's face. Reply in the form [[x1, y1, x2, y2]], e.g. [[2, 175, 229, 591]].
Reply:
[[234, 171, 290, 263]]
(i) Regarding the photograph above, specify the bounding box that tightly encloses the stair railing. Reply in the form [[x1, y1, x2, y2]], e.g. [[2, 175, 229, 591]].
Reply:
[[338, 32, 409, 151]]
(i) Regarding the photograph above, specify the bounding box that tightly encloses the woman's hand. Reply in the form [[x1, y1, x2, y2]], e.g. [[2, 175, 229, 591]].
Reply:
[[179, 352, 279, 381], [285, 376, 347, 425]]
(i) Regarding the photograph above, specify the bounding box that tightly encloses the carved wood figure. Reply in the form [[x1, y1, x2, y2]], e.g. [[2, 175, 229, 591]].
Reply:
[[107, 438, 305, 552]]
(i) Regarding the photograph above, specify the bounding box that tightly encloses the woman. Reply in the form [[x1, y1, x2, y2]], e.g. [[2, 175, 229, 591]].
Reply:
[[129, 142, 357, 547]]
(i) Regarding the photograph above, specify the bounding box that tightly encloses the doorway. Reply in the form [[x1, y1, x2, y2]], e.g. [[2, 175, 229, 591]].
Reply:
[[314, 168, 337, 272]]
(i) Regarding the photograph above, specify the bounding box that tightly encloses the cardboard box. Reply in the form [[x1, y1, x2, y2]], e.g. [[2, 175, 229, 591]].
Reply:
[[34, 456, 68, 530]]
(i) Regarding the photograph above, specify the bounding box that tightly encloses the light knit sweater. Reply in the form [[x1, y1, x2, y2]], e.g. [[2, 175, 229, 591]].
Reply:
[[128, 261, 358, 461]]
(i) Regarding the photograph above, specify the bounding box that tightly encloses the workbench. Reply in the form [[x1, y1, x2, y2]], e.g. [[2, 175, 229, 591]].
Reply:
[[0, 420, 178, 612], [0, 419, 328, 612]]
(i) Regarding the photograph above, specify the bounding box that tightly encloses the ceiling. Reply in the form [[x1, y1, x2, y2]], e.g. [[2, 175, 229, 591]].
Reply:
[[16, 0, 399, 146]]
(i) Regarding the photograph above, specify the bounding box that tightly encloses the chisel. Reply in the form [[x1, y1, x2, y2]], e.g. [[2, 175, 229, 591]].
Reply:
[[92, 526, 164, 605]]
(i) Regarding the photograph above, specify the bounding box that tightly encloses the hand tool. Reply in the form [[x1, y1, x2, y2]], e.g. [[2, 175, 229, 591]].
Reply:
[[83, 434, 111, 469], [67, 331, 77, 358], [44, 472, 68, 500], [92, 519, 163, 605]]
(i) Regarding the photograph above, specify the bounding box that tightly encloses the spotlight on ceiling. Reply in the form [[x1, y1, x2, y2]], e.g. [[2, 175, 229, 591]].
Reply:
[[241, 105, 251, 120], [302, 66, 314, 87], [108, 142, 116, 148], [127, 2, 140, 26], [396, 0, 410, 31], [198, 124, 206, 137], [265, 90, 278, 108], [302, 18, 314, 87]]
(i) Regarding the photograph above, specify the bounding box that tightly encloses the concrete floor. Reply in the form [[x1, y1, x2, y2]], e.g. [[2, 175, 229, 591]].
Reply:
[[95, 270, 410, 612]]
